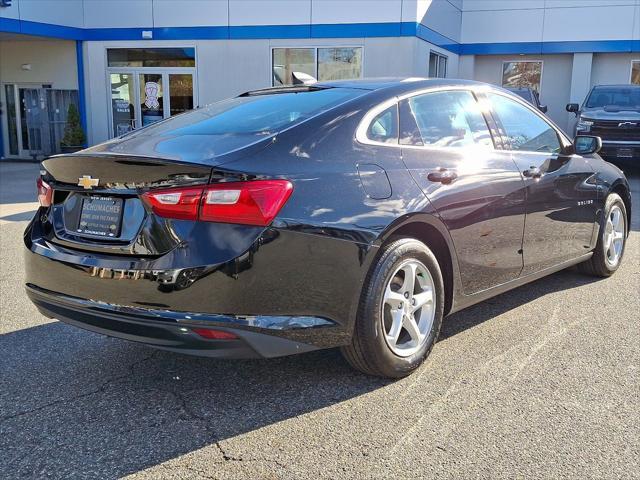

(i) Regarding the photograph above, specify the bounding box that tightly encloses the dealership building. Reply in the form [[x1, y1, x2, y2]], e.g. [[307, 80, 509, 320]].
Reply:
[[1, 0, 639, 159]]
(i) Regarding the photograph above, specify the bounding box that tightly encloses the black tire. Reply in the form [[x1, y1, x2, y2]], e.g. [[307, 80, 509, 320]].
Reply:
[[341, 238, 444, 378], [578, 193, 628, 277]]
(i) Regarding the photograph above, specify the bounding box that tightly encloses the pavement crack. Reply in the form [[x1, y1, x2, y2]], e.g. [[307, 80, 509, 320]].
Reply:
[[0, 350, 159, 424]]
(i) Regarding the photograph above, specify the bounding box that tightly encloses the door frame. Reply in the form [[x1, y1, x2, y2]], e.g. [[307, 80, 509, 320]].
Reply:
[[1, 82, 50, 159], [106, 67, 197, 138]]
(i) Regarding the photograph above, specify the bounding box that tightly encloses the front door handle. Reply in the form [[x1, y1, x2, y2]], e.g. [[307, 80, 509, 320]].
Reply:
[[523, 166, 542, 179], [427, 168, 458, 185]]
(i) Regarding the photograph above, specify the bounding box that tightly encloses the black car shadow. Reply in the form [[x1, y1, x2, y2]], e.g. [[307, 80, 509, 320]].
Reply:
[[0, 268, 606, 478], [0, 211, 37, 223]]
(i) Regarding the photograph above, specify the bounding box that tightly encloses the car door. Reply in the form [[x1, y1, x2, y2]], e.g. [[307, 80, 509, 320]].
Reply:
[[399, 89, 527, 295], [485, 92, 599, 275]]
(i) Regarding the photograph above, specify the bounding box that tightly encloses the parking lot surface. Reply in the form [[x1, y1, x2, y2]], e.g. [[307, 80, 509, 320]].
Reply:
[[1, 161, 638, 479]]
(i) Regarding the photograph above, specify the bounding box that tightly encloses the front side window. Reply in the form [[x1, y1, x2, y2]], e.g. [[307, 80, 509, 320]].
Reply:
[[400, 90, 493, 148], [487, 93, 561, 153], [272, 47, 363, 86], [366, 105, 398, 144], [502, 61, 542, 93], [632, 61, 640, 85]]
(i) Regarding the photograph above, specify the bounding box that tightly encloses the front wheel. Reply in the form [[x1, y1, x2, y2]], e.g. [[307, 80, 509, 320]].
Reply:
[[579, 193, 627, 277], [341, 238, 444, 378]]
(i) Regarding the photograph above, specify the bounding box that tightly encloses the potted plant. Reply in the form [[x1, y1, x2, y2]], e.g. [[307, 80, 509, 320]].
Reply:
[[60, 103, 86, 153]]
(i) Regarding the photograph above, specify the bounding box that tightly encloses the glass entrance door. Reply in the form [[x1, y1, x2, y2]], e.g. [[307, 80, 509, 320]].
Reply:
[[110, 73, 136, 137], [3, 84, 45, 158], [108, 71, 195, 137]]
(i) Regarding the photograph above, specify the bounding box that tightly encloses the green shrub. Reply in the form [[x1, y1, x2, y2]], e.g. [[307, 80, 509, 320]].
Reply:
[[61, 103, 86, 147]]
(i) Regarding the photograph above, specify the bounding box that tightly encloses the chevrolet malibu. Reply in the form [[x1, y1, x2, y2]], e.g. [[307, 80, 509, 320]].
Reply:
[[25, 79, 631, 378]]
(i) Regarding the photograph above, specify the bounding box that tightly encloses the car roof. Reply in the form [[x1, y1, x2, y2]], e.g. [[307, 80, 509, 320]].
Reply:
[[241, 78, 500, 99], [504, 86, 533, 92], [591, 84, 640, 89], [316, 77, 488, 94]]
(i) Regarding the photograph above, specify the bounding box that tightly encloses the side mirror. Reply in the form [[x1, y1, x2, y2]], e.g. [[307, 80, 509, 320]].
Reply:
[[574, 135, 602, 155], [566, 103, 580, 113], [539, 105, 548, 114]]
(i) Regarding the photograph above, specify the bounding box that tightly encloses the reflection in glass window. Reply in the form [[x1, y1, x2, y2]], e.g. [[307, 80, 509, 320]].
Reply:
[[585, 85, 640, 109], [107, 48, 195, 68], [631, 61, 640, 85], [4, 85, 18, 155], [272, 47, 363, 86], [367, 105, 398, 144], [139, 73, 164, 127], [488, 93, 560, 153], [428, 52, 447, 78], [132, 87, 364, 137], [502, 61, 542, 93], [318, 47, 362, 82], [272, 48, 315, 86], [403, 90, 493, 148], [110, 73, 136, 137], [169, 74, 194, 116]]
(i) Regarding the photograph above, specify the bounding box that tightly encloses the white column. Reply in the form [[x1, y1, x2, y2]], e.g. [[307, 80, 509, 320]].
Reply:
[[457, 55, 476, 80], [568, 53, 593, 133]]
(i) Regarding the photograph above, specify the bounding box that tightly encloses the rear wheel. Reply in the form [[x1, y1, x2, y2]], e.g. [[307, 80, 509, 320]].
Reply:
[[342, 238, 444, 378], [579, 193, 627, 277]]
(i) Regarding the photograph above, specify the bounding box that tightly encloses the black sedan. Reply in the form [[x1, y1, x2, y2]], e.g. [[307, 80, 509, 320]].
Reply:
[[25, 79, 631, 378]]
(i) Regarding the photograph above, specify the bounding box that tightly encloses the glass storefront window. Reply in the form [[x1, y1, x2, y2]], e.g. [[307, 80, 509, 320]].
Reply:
[[272, 46, 363, 86], [107, 48, 195, 68], [272, 48, 315, 86], [428, 51, 447, 78], [317, 47, 362, 82], [110, 73, 136, 137], [502, 61, 543, 92], [169, 74, 194, 116], [140, 74, 164, 126], [632, 61, 640, 85]]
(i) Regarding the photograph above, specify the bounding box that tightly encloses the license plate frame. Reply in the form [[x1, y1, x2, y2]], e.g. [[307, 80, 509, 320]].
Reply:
[[77, 195, 124, 238], [616, 148, 634, 158]]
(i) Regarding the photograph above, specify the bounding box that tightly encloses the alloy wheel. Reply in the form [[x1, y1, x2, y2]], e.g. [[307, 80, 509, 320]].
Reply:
[[382, 259, 436, 357], [603, 205, 625, 268]]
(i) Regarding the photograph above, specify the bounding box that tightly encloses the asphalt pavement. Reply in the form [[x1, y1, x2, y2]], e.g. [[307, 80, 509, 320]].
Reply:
[[1, 161, 638, 479]]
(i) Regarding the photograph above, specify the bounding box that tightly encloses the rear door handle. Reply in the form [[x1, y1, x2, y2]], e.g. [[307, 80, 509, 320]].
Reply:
[[523, 166, 542, 179], [427, 168, 458, 185]]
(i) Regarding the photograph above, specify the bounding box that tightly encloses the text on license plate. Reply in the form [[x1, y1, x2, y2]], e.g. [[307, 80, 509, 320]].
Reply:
[[77, 196, 123, 237]]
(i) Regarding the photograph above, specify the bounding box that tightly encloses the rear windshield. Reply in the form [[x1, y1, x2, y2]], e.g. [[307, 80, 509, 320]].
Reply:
[[585, 87, 640, 109], [128, 87, 364, 137]]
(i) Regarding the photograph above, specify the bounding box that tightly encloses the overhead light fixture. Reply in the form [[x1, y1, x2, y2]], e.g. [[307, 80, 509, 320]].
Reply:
[[21, 63, 32, 71]]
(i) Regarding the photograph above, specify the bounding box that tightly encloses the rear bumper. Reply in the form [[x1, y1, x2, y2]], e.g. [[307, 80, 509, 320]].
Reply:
[[24, 220, 375, 356], [26, 285, 323, 358]]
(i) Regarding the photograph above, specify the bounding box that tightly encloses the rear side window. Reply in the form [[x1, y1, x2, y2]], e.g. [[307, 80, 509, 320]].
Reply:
[[400, 90, 493, 148], [487, 93, 561, 153], [126, 87, 364, 137], [366, 105, 398, 144]]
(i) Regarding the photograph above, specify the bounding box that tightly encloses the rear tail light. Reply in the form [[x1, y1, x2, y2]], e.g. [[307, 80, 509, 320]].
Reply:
[[36, 177, 53, 207], [192, 328, 238, 340], [141, 180, 293, 226], [142, 185, 203, 221]]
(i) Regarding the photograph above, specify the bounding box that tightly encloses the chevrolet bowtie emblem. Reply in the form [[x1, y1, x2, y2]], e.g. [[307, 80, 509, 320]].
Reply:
[[78, 175, 99, 189]]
